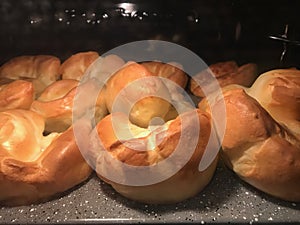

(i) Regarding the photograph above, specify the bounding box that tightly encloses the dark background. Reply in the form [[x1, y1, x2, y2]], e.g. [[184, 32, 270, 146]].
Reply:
[[0, 0, 299, 73]]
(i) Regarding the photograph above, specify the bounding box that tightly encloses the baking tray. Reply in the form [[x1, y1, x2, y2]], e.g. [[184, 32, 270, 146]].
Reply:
[[0, 163, 299, 224], [0, 0, 300, 224]]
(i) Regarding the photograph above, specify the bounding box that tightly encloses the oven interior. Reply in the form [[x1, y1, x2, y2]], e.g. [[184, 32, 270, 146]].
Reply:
[[0, 0, 299, 224]]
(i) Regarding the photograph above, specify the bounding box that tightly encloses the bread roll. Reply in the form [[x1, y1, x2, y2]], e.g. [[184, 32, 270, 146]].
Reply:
[[199, 87, 300, 202], [0, 55, 60, 96], [60, 51, 99, 80], [246, 69, 300, 139], [0, 109, 92, 206], [141, 61, 188, 88], [104, 62, 171, 128], [30, 79, 79, 132], [0, 80, 34, 111], [85, 109, 218, 204], [141, 61, 193, 121], [190, 61, 257, 98], [30, 79, 107, 133]]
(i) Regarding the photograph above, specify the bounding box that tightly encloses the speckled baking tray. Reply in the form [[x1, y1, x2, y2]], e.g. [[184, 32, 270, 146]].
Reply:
[[0, 163, 299, 224]]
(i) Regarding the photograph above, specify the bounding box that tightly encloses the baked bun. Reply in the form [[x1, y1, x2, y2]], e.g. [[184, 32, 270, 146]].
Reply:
[[246, 69, 300, 138], [30, 79, 107, 133], [30, 79, 79, 133], [0, 55, 60, 96], [141, 61, 193, 121], [190, 61, 257, 97], [85, 109, 218, 204], [0, 109, 92, 206], [0, 80, 34, 111], [198, 87, 300, 202], [60, 51, 99, 80], [104, 62, 172, 128], [141, 61, 188, 88]]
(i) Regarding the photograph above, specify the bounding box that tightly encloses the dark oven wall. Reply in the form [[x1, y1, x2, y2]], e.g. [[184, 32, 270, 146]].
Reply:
[[0, 0, 299, 73]]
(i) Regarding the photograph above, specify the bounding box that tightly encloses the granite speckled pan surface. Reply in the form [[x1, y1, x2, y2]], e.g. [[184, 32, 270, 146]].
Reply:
[[0, 0, 300, 224], [0, 165, 299, 224]]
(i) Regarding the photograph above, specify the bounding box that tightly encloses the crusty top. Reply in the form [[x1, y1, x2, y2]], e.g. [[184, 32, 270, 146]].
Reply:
[[190, 61, 257, 97], [141, 61, 188, 88], [0, 80, 34, 111], [60, 51, 99, 80]]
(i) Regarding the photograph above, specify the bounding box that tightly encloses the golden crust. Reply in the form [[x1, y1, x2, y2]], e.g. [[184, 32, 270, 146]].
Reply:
[[104, 62, 171, 128], [141, 61, 192, 121], [199, 88, 300, 202], [0, 80, 34, 111], [190, 61, 257, 97], [31, 79, 108, 133], [30, 80, 79, 133], [60, 51, 99, 80], [88, 109, 218, 204], [0, 55, 61, 96], [247, 69, 300, 138], [141, 61, 188, 88], [37, 79, 78, 101], [0, 109, 92, 206]]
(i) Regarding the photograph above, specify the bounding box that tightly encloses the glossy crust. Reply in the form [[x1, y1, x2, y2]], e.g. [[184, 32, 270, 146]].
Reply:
[[30, 79, 79, 133], [86, 109, 218, 204], [30, 79, 108, 133], [0, 109, 92, 206], [141, 61, 192, 120], [104, 62, 172, 128], [199, 88, 300, 202], [190, 61, 257, 98], [141, 61, 188, 88], [0, 55, 61, 96], [60, 51, 99, 80], [0, 80, 34, 111], [247, 69, 300, 139]]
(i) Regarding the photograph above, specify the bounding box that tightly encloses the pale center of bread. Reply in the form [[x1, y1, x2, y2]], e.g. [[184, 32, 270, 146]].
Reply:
[[0, 111, 59, 162], [110, 114, 172, 152]]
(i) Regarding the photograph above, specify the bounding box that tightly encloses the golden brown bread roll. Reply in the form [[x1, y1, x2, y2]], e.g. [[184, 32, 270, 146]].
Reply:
[[198, 87, 300, 202], [60, 51, 99, 80], [0, 55, 61, 96], [30, 79, 79, 133], [190, 61, 257, 98], [84, 109, 218, 204], [141, 61, 188, 88], [246, 69, 300, 139], [104, 62, 172, 128], [0, 80, 34, 111], [0, 109, 92, 206], [141, 61, 193, 121], [30, 79, 108, 133]]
